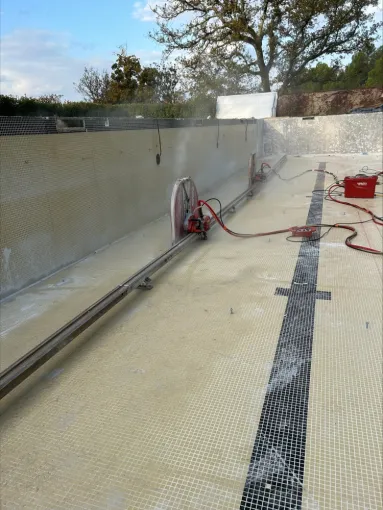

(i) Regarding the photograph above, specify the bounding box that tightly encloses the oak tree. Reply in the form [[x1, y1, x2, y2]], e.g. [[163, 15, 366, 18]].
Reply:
[[151, 0, 382, 92]]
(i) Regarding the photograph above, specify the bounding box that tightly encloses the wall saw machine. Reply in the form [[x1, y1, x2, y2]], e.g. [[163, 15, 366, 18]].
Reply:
[[170, 154, 277, 245], [170, 177, 211, 244], [170, 160, 383, 254]]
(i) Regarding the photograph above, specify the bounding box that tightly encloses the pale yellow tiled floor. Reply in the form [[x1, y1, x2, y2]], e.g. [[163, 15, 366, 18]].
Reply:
[[0, 155, 382, 509], [1, 156, 275, 371]]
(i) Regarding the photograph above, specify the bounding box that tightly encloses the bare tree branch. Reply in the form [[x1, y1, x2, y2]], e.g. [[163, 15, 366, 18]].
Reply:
[[74, 67, 111, 102]]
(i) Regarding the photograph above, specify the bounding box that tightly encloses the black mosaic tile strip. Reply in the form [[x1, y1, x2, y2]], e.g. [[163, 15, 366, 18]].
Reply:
[[315, 290, 331, 301], [274, 287, 290, 297], [275, 287, 331, 301], [240, 164, 327, 510]]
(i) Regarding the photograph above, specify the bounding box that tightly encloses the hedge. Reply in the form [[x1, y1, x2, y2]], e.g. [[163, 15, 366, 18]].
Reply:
[[0, 95, 216, 119]]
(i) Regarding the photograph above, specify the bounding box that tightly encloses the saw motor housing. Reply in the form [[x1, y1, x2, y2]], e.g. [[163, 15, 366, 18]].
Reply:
[[185, 209, 211, 239]]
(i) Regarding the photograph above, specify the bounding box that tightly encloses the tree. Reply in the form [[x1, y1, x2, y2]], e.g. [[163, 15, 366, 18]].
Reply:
[[182, 54, 260, 98], [37, 94, 64, 104], [136, 65, 160, 102], [74, 67, 111, 102], [287, 44, 383, 92], [287, 62, 340, 92], [153, 61, 183, 103], [108, 48, 183, 104], [339, 47, 375, 89], [151, 0, 382, 92], [366, 55, 383, 87], [109, 48, 142, 102]]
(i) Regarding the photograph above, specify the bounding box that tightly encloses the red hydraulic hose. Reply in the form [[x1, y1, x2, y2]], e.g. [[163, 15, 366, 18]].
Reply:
[[199, 196, 383, 255], [198, 200, 290, 238], [326, 185, 383, 254], [327, 184, 383, 226], [330, 224, 383, 255]]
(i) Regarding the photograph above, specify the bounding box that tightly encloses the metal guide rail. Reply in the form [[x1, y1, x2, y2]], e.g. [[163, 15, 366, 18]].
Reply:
[[0, 155, 286, 399]]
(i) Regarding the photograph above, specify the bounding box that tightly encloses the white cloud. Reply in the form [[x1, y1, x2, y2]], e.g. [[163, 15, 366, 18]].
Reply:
[[0, 29, 110, 100], [135, 48, 162, 64], [132, 1, 164, 22], [132, 0, 194, 24], [0, 29, 168, 100]]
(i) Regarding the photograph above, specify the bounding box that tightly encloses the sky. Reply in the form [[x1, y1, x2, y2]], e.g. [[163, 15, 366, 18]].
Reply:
[[0, 0, 164, 100], [0, 0, 382, 101]]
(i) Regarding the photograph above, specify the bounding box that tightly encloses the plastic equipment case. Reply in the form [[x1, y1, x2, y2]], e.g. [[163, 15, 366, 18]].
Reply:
[[344, 175, 378, 199]]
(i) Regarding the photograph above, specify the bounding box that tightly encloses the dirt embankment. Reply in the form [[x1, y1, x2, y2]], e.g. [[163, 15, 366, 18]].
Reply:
[[277, 87, 383, 117]]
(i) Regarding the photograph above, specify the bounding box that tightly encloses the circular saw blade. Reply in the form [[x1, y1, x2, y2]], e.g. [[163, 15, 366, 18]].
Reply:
[[248, 153, 256, 187], [170, 177, 199, 245]]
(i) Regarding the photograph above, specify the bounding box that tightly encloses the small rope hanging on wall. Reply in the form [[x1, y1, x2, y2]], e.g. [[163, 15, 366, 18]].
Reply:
[[156, 119, 162, 164]]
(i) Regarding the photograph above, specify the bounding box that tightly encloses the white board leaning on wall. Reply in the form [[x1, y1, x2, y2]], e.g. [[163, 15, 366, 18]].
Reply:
[[216, 92, 278, 119]]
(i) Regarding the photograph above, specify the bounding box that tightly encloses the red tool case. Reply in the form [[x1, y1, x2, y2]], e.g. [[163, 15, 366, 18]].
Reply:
[[344, 175, 378, 199]]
